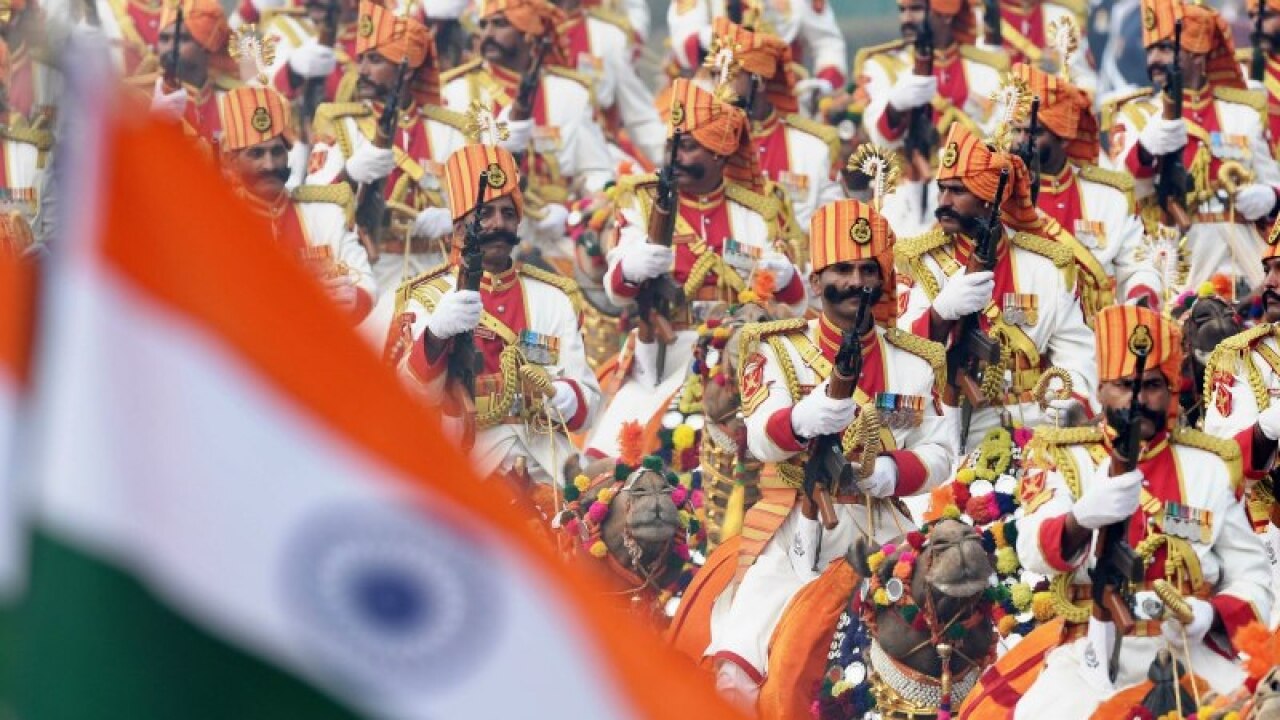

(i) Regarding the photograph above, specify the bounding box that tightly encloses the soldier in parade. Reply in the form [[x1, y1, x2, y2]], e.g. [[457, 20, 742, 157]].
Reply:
[[217, 85, 375, 320], [0, 39, 52, 249], [705, 199, 956, 708], [391, 140, 599, 486], [979, 0, 1097, 93], [1240, 0, 1280, 157], [1106, 0, 1280, 291], [1014, 304, 1271, 714], [1014, 62, 1163, 309], [586, 76, 804, 459], [4, 0, 57, 122], [95, 0, 165, 73], [143, 0, 240, 147], [261, 0, 358, 110]]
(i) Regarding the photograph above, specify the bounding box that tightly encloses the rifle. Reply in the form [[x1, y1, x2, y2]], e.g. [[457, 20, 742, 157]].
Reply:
[[802, 286, 875, 554], [352, 56, 411, 264], [1253, 3, 1268, 84], [163, 1, 184, 90], [634, 132, 685, 386], [944, 168, 1007, 454], [1090, 324, 1152, 682], [299, 0, 338, 143], [983, 0, 1002, 47], [512, 36, 551, 122], [1155, 19, 1192, 233], [904, 0, 937, 214], [445, 171, 490, 451], [1021, 96, 1042, 204]]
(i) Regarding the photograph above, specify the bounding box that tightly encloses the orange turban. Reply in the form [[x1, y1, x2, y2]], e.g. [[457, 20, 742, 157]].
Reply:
[[160, 0, 230, 55], [710, 17, 798, 114], [355, 1, 438, 104], [218, 86, 292, 151], [668, 77, 758, 188], [1265, 214, 1280, 261], [1095, 305, 1183, 389], [1141, 0, 1244, 89], [935, 123, 1041, 232], [444, 143, 523, 221], [478, 0, 567, 65], [810, 200, 899, 323], [928, 0, 977, 45], [1012, 63, 1099, 165]]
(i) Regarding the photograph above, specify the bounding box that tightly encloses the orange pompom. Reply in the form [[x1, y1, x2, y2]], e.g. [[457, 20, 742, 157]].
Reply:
[[1210, 273, 1233, 301], [922, 484, 955, 523], [1234, 620, 1280, 682], [752, 268, 776, 302], [618, 420, 645, 468]]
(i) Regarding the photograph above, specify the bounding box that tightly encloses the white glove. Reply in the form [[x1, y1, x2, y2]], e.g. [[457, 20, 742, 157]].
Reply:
[[794, 77, 835, 102], [1258, 401, 1280, 441], [858, 456, 898, 498], [537, 203, 569, 234], [887, 74, 938, 112], [288, 42, 337, 79], [619, 243, 674, 284], [1235, 183, 1278, 221], [714, 660, 760, 711], [932, 270, 995, 321], [1161, 597, 1215, 650], [411, 207, 454, 239], [791, 381, 858, 439], [425, 289, 483, 340], [755, 256, 796, 289], [1044, 397, 1086, 427], [547, 380, 579, 419], [322, 274, 357, 312], [1137, 117, 1188, 157], [1071, 469, 1144, 530], [631, 338, 662, 384], [150, 78, 187, 121], [345, 144, 395, 184]]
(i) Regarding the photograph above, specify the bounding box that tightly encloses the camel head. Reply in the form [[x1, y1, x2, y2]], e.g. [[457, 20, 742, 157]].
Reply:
[[600, 467, 682, 566], [1254, 667, 1280, 720]]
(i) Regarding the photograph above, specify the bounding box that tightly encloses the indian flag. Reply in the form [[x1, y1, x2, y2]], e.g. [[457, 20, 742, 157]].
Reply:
[[8, 71, 738, 717]]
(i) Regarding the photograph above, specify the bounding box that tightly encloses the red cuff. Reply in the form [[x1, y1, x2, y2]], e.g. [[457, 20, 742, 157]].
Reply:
[[876, 106, 905, 141], [1126, 284, 1160, 311], [1236, 425, 1270, 487], [1070, 392, 1094, 419], [1123, 140, 1156, 179], [773, 269, 805, 304], [1037, 514, 1081, 573], [816, 66, 846, 91], [1208, 594, 1262, 658], [888, 450, 928, 496], [237, 0, 259, 23], [681, 33, 703, 70], [608, 264, 639, 299], [766, 407, 807, 453], [559, 379, 590, 431], [273, 63, 300, 97], [408, 332, 450, 383], [909, 309, 932, 339], [711, 651, 764, 686]]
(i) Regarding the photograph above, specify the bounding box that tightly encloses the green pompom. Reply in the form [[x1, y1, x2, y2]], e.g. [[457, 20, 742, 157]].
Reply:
[[642, 455, 664, 472], [614, 463, 632, 481], [563, 486, 580, 502], [900, 605, 919, 622]]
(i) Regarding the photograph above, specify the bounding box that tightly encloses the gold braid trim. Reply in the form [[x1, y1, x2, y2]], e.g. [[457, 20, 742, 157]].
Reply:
[[737, 319, 810, 407], [884, 327, 946, 394], [959, 44, 1013, 70], [1010, 231, 1074, 269], [842, 405, 883, 480], [1203, 324, 1278, 414], [852, 38, 906, 82], [766, 335, 805, 404], [1100, 88, 1153, 135], [519, 264, 587, 316], [1036, 219, 1110, 318], [1078, 164, 1136, 213], [395, 263, 451, 318], [724, 182, 780, 223], [420, 104, 468, 132], [783, 113, 840, 162], [440, 57, 483, 85], [476, 346, 522, 428], [293, 183, 356, 225], [1172, 427, 1244, 494]]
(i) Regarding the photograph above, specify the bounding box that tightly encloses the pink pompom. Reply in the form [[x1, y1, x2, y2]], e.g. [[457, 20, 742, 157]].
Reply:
[[564, 518, 581, 535], [898, 551, 917, 565], [881, 543, 897, 557], [671, 486, 688, 506], [1012, 428, 1033, 448], [690, 490, 705, 509], [587, 502, 609, 524]]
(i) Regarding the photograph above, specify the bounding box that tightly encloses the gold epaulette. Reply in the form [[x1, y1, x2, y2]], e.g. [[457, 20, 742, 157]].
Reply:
[[292, 183, 355, 223], [1214, 85, 1268, 113], [440, 57, 483, 85], [421, 104, 468, 132], [1172, 427, 1244, 492], [893, 228, 948, 262], [396, 262, 453, 314], [852, 38, 906, 80], [545, 65, 594, 91], [519, 263, 586, 315], [725, 182, 780, 222], [737, 317, 809, 368], [884, 327, 946, 393], [1010, 231, 1073, 268], [315, 101, 370, 121], [1202, 323, 1278, 387], [1, 122, 52, 151], [1078, 164, 1136, 212], [959, 44, 1012, 71], [613, 172, 658, 214], [212, 73, 242, 92], [1034, 425, 1104, 447], [783, 113, 840, 162], [587, 6, 633, 34], [1101, 87, 1154, 131]]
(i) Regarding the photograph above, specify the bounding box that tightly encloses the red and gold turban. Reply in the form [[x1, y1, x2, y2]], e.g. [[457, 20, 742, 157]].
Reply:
[[935, 123, 1041, 232], [478, 0, 567, 65], [1095, 304, 1183, 389], [160, 0, 230, 55], [1012, 62, 1099, 165], [1264, 214, 1280, 261], [1141, 0, 1244, 89], [810, 199, 898, 323], [444, 143, 523, 221], [710, 16, 798, 114], [218, 86, 293, 151], [355, 1, 439, 105], [667, 77, 758, 187], [929, 0, 977, 46]]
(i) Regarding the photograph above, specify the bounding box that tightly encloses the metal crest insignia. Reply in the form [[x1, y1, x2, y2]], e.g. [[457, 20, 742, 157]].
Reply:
[[847, 143, 902, 211], [464, 99, 510, 146], [671, 100, 686, 127], [1128, 324, 1154, 356], [941, 141, 959, 169], [850, 217, 873, 245], [485, 163, 507, 189], [250, 106, 273, 133], [359, 13, 374, 36], [988, 73, 1032, 153]]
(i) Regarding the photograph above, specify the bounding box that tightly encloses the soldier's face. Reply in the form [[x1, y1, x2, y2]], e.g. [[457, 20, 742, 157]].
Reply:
[[157, 24, 211, 84], [935, 179, 989, 236], [478, 13, 525, 66], [897, 0, 926, 44], [1261, 257, 1280, 321], [810, 259, 883, 331], [227, 137, 291, 201], [1013, 121, 1066, 173], [1099, 368, 1171, 441], [1146, 43, 1203, 89], [457, 194, 521, 270], [356, 51, 399, 100], [668, 134, 726, 191], [1248, 9, 1280, 54]]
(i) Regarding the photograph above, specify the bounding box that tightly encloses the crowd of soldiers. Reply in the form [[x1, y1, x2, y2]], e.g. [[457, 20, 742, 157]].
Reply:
[[21, 0, 1280, 716]]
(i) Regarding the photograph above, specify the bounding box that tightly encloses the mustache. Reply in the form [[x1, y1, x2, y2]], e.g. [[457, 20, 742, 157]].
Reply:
[[901, 22, 920, 37], [934, 207, 983, 233], [356, 76, 388, 95], [1104, 402, 1168, 435], [1147, 62, 1173, 87], [260, 167, 291, 184], [481, 38, 512, 56], [1264, 289, 1280, 305], [823, 284, 882, 305], [672, 163, 705, 179], [479, 229, 518, 246]]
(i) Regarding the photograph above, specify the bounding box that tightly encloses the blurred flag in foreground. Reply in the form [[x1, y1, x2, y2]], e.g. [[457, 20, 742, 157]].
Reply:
[[8, 93, 738, 719]]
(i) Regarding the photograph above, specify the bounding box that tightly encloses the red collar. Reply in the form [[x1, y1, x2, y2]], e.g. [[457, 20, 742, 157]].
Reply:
[[816, 314, 875, 361]]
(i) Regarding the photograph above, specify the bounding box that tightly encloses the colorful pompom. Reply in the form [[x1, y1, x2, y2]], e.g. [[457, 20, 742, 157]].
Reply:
[[1010, 583, 1032, 612], [672, 424, 696, 452], [867, 551, 886, 573], [955, 469, 976, 484], [997, 614, 1017, 637], [574, 474, 591, 492], [995, 546, 1020, 575], [671, 485, 689, 506], [588, 540, 609, 558]]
